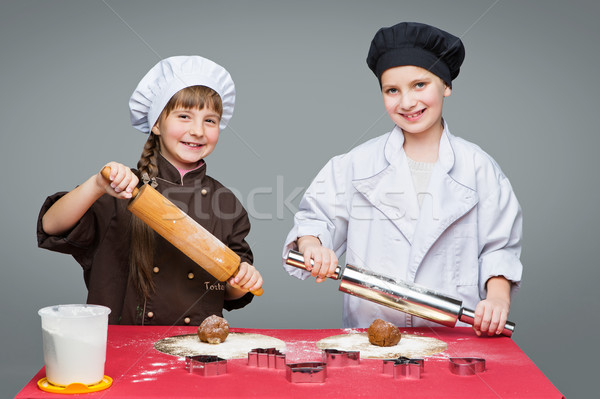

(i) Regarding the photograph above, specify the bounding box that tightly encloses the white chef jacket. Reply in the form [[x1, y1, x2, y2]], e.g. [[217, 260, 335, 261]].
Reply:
[[283, 122, 523, 328]]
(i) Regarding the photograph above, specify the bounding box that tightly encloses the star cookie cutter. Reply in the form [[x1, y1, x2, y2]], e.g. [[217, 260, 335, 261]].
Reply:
[[382, 356, 424, 380], [247, 347, 286, 369], [448, 357, 486, 376], [285, 362, 327, 383], [321, 349, 360, 367], [185, 355, 227, 376]]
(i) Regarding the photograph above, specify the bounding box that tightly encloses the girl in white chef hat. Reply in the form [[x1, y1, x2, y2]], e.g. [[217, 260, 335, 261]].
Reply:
[[38, 56, 262, 326]]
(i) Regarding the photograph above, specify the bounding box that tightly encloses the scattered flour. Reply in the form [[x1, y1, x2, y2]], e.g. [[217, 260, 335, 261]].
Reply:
[[153, 331, 446, 363], [129, 360, 182, 383], [316, 332, 447, 359], [154, 333, 286, 359]]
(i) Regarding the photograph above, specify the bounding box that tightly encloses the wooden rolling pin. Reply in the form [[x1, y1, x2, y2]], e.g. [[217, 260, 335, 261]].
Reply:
[[101, 167, 263, 296]]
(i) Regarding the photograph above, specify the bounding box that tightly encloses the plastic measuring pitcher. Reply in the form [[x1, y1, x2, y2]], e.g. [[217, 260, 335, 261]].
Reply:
[[38, 304, 111, 386]]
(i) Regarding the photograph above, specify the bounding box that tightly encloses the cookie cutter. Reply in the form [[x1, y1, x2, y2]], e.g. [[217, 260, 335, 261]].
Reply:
[[247, 347, 286, 369], [285, 362, 327, 383], [185, 355, 227, 376], [321, 349, 360, 367], [448, 357, 486, 376], [382, 356, 424, 380]]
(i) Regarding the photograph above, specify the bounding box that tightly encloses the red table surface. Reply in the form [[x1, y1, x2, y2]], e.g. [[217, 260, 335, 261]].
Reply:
[[16, 326, 563, 399]]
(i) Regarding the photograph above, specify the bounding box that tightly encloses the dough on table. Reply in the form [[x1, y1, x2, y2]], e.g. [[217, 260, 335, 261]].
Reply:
[[198, 315, 229, 344], [368, 319, 401, 347]]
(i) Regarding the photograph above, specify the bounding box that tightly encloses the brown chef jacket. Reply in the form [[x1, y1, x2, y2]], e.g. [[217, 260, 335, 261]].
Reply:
[[37, 154, 254, 325]]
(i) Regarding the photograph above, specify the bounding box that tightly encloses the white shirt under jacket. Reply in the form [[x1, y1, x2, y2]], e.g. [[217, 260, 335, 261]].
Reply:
[[283, 122, 523, 328]]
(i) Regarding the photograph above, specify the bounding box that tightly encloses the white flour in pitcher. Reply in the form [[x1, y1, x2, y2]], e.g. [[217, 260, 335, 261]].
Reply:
[[42, 327, 106, 386]]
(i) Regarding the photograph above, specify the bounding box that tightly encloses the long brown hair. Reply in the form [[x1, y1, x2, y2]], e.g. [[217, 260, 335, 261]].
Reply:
[[130, 85, 223, 298]]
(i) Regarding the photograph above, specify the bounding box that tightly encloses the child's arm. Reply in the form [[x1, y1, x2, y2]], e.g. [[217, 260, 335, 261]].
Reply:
[[472, 276, 511, 336], [41, 162, 138, 236], [225, 262, 263, 299], [283, 154, 350, 282], [297, 235, 338, 283], [475, 167, 523, 336]]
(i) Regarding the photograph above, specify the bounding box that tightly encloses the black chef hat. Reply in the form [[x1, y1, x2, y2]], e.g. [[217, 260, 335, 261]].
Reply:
[[366, 22, 465, 87]]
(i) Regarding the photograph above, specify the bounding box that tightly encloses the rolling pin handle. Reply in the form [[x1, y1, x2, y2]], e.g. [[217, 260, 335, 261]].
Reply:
[[231, 265, 264, 296], [100, 166, 139, 197], [459, 308, 515, 337], [285, 250, 340, 280]]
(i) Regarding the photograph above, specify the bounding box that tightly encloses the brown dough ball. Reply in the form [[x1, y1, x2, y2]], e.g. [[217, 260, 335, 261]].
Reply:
[[367, 319, 401, 347], [197, 315, 229, 344]]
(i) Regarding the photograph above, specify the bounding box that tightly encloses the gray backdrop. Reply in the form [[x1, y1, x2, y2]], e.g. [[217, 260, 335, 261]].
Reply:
[[2, 1, 598, 397]]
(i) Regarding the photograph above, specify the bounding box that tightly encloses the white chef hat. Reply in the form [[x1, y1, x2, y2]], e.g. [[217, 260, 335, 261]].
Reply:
[[129, 55, 235, 133]]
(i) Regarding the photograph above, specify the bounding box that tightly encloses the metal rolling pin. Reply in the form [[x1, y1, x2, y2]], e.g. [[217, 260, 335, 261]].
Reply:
[[286, 250, 515, 337]]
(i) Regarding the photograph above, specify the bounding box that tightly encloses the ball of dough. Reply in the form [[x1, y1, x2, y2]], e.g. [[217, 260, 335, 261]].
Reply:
[[367, 319, 401, 347], [197, 315, 229, 344]]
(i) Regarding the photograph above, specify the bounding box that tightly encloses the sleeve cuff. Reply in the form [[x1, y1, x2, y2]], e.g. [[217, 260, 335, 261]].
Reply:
[[479, 250, 523, 298], [224, 291, 254, 310]]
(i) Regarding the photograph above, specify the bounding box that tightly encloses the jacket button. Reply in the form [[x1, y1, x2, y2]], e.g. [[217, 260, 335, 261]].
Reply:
[[184, 317, 191, 324], [153, 266, 159, 274], [187, 272, 195, 280], [147, 311, 154, 319], [201, 188, 208, 196]]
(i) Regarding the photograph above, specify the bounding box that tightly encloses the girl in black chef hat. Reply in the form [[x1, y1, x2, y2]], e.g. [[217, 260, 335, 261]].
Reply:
[[283, 22, 523, 336]]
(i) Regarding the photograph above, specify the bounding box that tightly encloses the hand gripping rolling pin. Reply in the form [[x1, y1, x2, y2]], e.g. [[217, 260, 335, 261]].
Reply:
[[286, 250, 514, 336], [101, 167, 263, 296]]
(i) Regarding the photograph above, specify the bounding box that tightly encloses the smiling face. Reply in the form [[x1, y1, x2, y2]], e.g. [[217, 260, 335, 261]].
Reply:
[[381, 65, 451, 140], [151, 106, 221, 170]]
